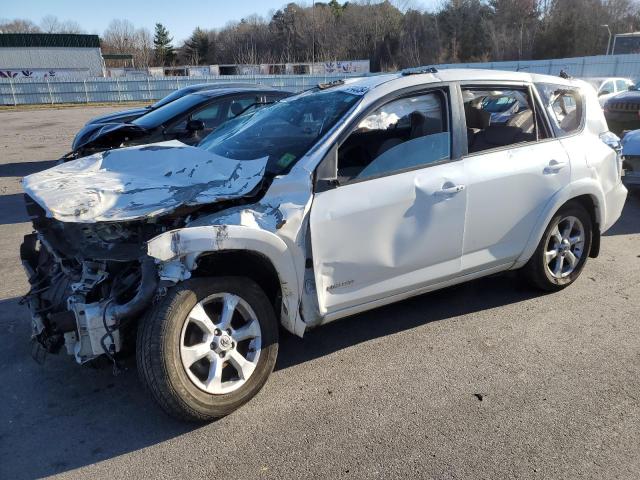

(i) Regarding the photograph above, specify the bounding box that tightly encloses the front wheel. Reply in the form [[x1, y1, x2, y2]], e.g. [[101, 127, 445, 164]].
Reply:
[[522, 202, 592, 291], [137, 277, 279, 422]]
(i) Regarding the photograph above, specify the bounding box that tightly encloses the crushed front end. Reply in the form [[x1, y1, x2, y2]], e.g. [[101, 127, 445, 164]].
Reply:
[[20, 195, 166, 364]]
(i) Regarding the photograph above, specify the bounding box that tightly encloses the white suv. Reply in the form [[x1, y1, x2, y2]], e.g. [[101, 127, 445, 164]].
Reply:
[[21, 69, 628, 421]]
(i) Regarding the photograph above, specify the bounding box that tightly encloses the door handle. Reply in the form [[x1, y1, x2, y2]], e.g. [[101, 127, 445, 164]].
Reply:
[[436, 183, 466, 196], [544, 159, 568, 174]]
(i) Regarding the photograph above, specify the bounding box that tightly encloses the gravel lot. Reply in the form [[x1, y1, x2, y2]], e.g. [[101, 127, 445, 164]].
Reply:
[[1, 106, 639, 480]]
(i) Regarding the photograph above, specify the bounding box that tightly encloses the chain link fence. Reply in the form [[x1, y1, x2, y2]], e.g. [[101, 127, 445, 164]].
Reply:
[[0, 74, 362, 106]]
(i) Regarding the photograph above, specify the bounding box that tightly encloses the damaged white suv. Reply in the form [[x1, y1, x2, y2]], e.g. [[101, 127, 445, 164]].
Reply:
[[21, 69, 627, 421]]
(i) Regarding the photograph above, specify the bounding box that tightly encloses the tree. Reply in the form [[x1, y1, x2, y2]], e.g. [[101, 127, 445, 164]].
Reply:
[[40, 15, 84, 34], [183, 27, 210, 65], [103, 19, 137, 52], [153, 23, 175, 66], [134, 28, 154, 68], [0, 18, 41, 33]]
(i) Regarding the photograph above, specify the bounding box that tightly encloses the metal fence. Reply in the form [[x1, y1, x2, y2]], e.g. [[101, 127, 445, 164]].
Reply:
[[438, 53, 640, 79], [4, 53, 640, 106], [0, 74, 361, 106]]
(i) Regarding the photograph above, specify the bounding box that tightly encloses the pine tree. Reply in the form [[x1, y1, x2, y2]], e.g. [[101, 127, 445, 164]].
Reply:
[[184, 27, 210, 65], [153, 23, 175, 66]]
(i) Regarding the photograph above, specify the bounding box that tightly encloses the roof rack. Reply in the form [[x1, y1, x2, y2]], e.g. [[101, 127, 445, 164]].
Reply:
[[318, 79, 345, 90], [401, 66, 438, 76]]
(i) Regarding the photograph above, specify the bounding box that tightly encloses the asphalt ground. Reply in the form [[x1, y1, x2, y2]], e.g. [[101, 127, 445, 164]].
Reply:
[[0, 106, 639, 480]]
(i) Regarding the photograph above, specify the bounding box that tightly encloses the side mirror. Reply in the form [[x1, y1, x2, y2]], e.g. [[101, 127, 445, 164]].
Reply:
[[186, 119, 205, 132], [599, 90, 611, 97]]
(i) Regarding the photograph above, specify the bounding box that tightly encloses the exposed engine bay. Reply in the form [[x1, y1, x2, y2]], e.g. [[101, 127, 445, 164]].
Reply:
[[20, 195, 174, 365], [19, 141, 283, 368]]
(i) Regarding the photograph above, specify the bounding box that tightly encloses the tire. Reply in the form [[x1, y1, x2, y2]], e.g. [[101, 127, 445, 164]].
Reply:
[[136, 276, 279, 422], [522, 202, 592, 292]]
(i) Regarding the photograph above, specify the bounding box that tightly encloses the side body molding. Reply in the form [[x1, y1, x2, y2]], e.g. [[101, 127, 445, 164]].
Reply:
[[147, 225, 305, 336]]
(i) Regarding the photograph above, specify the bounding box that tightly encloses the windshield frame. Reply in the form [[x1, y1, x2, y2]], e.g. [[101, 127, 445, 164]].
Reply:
[[197, 88, 364, 177]]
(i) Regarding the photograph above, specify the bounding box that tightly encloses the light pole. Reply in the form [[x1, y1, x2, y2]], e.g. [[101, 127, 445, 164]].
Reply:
[[601, 24, 612, 55], [312, 0, 316, 75]]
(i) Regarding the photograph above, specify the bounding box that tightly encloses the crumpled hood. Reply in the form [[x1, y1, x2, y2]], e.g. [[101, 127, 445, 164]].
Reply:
[[23, 140, 268, 223], [72, 122, 144, 151]]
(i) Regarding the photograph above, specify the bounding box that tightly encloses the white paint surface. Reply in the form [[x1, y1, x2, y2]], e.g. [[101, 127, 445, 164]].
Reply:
[[22, 140, 267, 223]]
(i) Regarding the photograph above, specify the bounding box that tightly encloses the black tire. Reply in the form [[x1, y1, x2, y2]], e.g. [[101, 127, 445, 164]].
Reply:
[[522, 202, 592, 292], [136, 277, 278, 422]]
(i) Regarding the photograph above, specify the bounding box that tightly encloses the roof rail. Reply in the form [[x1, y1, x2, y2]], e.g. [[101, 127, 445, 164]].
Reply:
[[401, 66, 438, 76]]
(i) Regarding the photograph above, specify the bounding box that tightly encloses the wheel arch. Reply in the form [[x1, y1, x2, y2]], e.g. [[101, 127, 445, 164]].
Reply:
[[570, 194, 601, 258], [147, 225, 305, 336], [515, 181, 604, 267], [193, 250, 283, 319]]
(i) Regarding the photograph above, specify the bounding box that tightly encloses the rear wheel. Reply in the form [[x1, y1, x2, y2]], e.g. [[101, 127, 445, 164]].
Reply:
[[522, 203, 592, 291], [137, 277, 278, 422]]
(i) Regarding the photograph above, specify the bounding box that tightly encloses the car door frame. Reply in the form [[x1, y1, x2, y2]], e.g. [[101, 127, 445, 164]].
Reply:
[[161, 91, 284, 144], [162, 96, 229, 143], [314, 81, 467, 192], [308, 80, 472, 320]]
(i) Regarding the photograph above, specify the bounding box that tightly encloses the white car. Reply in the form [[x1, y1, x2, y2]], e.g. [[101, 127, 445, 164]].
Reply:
[[21, 69, 628, 421], [583, 76, 634, 107]]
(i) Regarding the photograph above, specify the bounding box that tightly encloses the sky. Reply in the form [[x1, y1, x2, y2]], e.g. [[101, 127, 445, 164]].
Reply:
[[2, 0, 439, 44]]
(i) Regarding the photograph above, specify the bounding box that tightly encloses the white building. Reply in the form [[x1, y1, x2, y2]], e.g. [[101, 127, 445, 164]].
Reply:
[[0, 33, 105, 78]]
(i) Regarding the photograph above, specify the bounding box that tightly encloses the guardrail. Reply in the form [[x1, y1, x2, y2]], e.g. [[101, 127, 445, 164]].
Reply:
[[0, 74, 361, 106]]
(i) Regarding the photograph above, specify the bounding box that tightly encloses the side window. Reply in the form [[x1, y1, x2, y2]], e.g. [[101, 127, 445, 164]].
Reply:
[[462, 86, 543, 154], [616, 79, 629, 92], [227, 97, 257, 118], [164, 102, 221, 134], [337, 90, 450, 182], [600, 81, 614, 95], [191, 103, 221, 128], [535, 83, 584, 137]]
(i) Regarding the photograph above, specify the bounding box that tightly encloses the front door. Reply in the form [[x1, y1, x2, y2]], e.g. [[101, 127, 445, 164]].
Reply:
[[309, 89, 468, 316]]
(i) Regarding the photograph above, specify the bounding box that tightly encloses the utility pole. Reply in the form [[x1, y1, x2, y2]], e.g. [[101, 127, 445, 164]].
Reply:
[[601, 24, 612, 55], [312, 0, 316, 75]]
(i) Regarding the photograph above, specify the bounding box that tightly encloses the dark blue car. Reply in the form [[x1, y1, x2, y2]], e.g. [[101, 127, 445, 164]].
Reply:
[[67, 86, 290, 158]]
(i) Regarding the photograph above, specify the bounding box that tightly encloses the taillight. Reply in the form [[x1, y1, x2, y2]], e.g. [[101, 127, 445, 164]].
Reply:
[[600, 131, 623, 177]]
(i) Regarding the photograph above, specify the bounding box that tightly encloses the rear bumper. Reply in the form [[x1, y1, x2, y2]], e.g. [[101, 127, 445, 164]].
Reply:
[[602, 181, 628, 233], [622, 155, 640, 189], [622, 170, 640, 188], [605, 113, 640, 134]]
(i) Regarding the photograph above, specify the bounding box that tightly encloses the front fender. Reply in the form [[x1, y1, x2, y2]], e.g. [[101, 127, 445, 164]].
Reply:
[[514, 179, 605, 268], [147, 225, 305, 336]]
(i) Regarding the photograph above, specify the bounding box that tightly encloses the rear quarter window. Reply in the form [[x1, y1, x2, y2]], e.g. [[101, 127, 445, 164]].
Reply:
[[535, 83, 584, 138]]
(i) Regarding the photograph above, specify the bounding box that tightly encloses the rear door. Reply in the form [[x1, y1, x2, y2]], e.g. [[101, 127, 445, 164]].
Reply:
[[460, 83, 571, 273]]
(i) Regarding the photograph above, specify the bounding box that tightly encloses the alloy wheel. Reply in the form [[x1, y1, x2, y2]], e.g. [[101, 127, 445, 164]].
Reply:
[[544, 215, 586, 279], [179, 293, 262, 395]]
